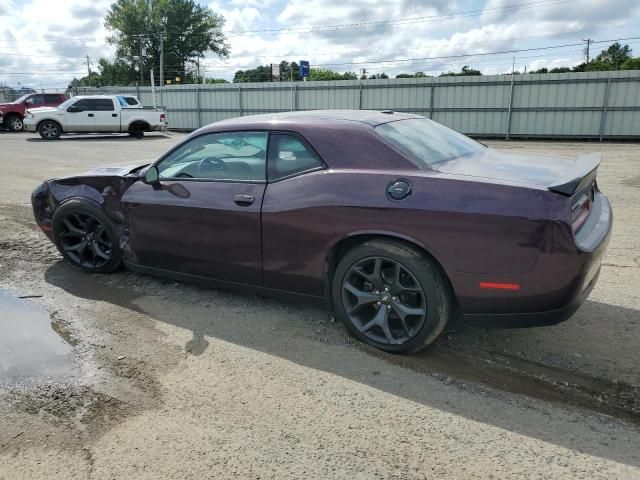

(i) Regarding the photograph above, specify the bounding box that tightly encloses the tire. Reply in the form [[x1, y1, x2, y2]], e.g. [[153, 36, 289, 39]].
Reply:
[[128, 123, 147, 139], [38, 120, 62, 140], [331, 240, 452, 353], [51, 199, 122, 274], [6, 114, 23, 132]]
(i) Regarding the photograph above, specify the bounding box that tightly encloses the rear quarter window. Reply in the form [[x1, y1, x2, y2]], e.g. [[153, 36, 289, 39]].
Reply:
[[375, 118, 485, 167]]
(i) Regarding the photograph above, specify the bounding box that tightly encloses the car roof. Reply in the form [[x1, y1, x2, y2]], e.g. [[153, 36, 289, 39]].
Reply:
[[210, 110, 424, 129]]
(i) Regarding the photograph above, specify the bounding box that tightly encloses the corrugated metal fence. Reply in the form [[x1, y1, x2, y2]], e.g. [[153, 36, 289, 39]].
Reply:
[[77, 70, 640, 139]]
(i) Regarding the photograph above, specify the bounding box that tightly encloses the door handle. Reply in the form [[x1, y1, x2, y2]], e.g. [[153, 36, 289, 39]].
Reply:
[[233, 194, 255, 206], [112, 114, 118, 117], [88, 113, 94, 117]]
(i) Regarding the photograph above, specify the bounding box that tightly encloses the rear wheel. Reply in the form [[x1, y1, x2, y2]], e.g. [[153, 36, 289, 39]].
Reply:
[[51, 200, 122, 274], [332, 240, 452, 353], [6, 114, 23, 132], [128, 122, 148, 138], [38, 120, 61, 140]]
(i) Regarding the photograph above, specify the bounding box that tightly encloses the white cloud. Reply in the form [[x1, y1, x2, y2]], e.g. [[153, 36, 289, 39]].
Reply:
[[1, 0, 639, 88]]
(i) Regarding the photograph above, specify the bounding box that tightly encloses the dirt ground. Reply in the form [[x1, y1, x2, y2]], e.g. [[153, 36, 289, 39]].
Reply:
[[0, 130, 639, 479]]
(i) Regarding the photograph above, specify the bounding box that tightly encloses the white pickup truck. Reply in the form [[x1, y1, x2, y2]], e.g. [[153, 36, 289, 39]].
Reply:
[[24, 95, 167, 140]]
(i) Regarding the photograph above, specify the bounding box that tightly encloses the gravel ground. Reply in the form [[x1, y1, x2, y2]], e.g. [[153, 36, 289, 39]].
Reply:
[[1, 130, 639, 479]]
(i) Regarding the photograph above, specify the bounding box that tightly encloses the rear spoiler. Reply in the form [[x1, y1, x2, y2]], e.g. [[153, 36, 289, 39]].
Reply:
[[548, 153, 601, 196]]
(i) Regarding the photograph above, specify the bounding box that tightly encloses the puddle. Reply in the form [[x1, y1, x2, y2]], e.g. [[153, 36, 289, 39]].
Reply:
[[0, 289, 76, 385]]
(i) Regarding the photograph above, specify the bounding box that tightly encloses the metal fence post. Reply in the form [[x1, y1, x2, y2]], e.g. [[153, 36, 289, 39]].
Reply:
[[294, 85, 298, 111], [429, 83, 435, 119], [196, 86, 202, 128], [599, 76, 612, 141], [358, 82, 363, 109], [238, 86, 243, 116], [506, 76, 516, 140]]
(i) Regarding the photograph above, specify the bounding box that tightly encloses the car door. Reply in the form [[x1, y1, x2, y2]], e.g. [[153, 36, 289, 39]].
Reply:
[[64, 98, 96, 131], [92, 98, 121, 131], [121, 131, 268, 285]]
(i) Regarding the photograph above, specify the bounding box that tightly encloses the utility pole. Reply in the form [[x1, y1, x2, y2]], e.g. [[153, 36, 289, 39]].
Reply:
[[361, 67, 367, 79], [85, 55, 92, 76], [582, 38, 593, 65], [139, 39, 144, 83], [159, 33, 165, 87]]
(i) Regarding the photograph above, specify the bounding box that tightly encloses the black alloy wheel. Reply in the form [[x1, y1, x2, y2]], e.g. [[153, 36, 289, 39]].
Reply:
[[51, 199, 122, 274], [341, 256, 427, 345], [332, 240, 452, 353], [57, 212, 113, 269]]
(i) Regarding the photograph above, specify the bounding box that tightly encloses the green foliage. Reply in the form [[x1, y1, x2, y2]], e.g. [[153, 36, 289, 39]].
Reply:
[[530, 43, 638, 74], [395, 72, 429, 78], [233, 63, 357, 82], [440, 65, 482, 76], [622, 57, 640, 70], [368, 73, 389, 79], [587, 43, 632, 70], [309, 68, 357, 81], [204, 78, 229, 84], [102, 0, 229, 84]]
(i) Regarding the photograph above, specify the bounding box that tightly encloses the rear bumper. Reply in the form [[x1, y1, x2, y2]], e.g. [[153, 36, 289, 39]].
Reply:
[[455, 192, 612, 328]]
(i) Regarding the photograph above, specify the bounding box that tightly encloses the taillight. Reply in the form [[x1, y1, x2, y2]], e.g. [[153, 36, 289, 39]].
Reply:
[[160, 113, 166, 122], [571, 185, 594, 234]]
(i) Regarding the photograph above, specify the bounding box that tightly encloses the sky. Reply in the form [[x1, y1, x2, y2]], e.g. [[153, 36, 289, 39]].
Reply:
[[0, 0, 639, 90]]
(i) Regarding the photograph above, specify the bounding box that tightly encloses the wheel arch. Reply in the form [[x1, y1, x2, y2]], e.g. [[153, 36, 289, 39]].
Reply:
[[323, 231, 455, 307], [128, 120, 150, 131]]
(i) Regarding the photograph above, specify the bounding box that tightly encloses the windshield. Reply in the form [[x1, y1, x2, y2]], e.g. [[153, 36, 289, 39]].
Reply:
[[57, 98, 76, 110], [375, 118, 485, 167], [11, 94, 32, 104]]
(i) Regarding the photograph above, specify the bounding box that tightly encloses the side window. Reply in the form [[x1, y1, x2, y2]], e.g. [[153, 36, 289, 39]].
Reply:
[[94, 99, 115, 111], [72, 99, 94, 111], [268, 134, 324, 181], [156, 132, 268, 182], [26, 95, 44, 105], [44, 94, 62, 103]]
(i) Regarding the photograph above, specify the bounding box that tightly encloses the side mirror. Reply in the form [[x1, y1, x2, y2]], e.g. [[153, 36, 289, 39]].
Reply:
[[143, 165, 160, 185], [67, 105, 80, 113]]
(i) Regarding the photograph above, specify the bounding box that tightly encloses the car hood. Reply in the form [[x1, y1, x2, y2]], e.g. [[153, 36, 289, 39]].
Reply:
[[81, 163, 148, 177], [27, 107, 59, 115], [432, 148, 574, 188]]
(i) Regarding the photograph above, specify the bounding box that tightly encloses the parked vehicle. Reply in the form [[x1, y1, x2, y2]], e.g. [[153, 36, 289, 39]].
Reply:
[[23, 95, 167, 140], [31, 111, 612, 353], [0, 93, 67, 132]]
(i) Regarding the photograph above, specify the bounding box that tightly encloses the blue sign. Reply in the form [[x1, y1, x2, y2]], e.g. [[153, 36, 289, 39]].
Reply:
[[299, 60, 310, 77]]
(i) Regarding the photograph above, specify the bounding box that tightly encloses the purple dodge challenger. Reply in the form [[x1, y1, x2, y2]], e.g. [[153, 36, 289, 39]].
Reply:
[[32, 111, 612, 353]]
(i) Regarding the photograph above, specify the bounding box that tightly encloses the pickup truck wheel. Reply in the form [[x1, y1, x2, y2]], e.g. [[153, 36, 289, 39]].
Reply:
[[38, 121, 61, 140], [128, 123, 147, 139], [6, 114, 23, 132]]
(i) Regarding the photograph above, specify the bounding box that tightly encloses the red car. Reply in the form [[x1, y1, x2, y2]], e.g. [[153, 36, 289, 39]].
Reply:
[[0, 93, 68, 131]]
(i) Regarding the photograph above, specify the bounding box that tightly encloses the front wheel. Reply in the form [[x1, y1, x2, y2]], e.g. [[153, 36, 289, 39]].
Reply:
[[51, 200, 122, 273], [332, 240, 453, 353], [38, 120, 61, 140]]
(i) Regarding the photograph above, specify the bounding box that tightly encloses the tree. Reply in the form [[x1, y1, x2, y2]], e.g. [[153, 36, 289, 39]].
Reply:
[[205, 78, 229, 84], [440, 65, 482, 76], [368, 73, 389, 79], [395, 71, 429, 78], [622, 57, 640, 70], [309, 68, 357, 81], [587, 42, 632, 71], [104, 0, 229, 84]]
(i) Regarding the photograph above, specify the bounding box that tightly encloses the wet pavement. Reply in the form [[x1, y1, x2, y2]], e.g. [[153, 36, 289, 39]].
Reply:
[[0, 288, 76, 386]]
